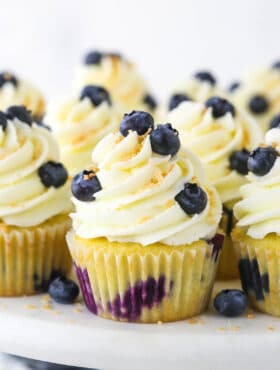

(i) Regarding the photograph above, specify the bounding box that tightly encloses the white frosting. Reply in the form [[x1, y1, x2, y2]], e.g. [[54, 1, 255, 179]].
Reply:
[[167, 101, 262, 205], [71, 131, 222, 246], [0, 119, 71, 227], [234, 127, 280, 238], [46, 94, 121, 175]]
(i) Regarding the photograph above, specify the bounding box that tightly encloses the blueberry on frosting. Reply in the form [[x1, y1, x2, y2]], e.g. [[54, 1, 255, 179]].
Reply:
[[229, 149, 250, 175], [205, 96, 235, 118], [0, 111, 8, 131], [84, 50, 103, 65], [71, 170, 102, 201], [247, 146, 278, 176], [248, 95, 269, 114], [6, 105, 33, 125], [269, 114, 280, 130], [228, 81, 240, 93], [80, 85, 111, 107], [272, 60, 280, 70], [194, 71, 216, 86], [120, 110, 154, 137], [0, 72, 18, 88], [175, 183, 207, 216], [143, 93, 157, 111], [38, 161, 68, 188], [168, 93, 191, 111], [150, 123, 180, 156]]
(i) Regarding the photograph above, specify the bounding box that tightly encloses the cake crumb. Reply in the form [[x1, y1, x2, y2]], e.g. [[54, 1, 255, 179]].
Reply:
[[74, 307, 83, 313], [25, 304, 37, 310], [247, 313, 255, 320], [188, 318, 198, 325], [267, 326, 275, 331], [230, 325, 241, 331], [217, 327, 226, 332], [42, 303, 53, 310], [157, 321, 163, 325]]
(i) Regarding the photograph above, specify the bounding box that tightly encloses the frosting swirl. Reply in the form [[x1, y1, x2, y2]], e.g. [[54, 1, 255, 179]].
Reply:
[[234, 127, 280, 239], [46, 90, 121, 175], [0, 73, 45, 118], [0, 117, 71, 227], [76, 54, 147, 110], [71, 130, 222, 246], [167, 101, 262, 205], [230, 66, 280, 132]]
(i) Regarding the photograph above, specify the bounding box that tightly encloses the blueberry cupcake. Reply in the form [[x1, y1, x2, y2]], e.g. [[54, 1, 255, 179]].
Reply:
[[0, 71, 45, 120], [0, 106, 72, 296], [167, 97, 262, 279], [229, 61, 280, 132], [232, 126, 280, 316], [67, 111, 223, 323], [46, 85, 121, 175], [75, 50, 148, 112], [170, 70, 223, 106]]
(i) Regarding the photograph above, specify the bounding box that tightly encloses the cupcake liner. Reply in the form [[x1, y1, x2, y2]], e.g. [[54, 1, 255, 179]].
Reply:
[[0, 215, 72, 296], [232, 228, 280, 316], [68, 232, 223, 323], [216, 207, 239, 280]]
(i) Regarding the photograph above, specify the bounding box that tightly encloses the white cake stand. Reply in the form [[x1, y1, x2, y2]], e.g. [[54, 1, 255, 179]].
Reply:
[[0, 280, 278, 370]]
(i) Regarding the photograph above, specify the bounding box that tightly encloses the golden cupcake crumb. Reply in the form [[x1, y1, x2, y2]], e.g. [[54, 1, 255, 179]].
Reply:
[[247, 313, 255, 320]]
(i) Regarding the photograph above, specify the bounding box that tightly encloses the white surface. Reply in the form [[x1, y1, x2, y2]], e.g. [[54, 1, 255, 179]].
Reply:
[[0, 281, 279, 370], [0, 0, 279, 98]]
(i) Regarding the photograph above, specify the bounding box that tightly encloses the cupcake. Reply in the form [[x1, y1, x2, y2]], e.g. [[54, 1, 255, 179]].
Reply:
[[75, 50, 148, 112], [232, 126, 280, 316], [167, 97, 262, 279], [0, 71, 45, 120], [229, 61, 280, 132], [170, 70, 222, 105], [67, 110, 223, 323], [45, 85, 121, 175], [0, 106, 72, 296]]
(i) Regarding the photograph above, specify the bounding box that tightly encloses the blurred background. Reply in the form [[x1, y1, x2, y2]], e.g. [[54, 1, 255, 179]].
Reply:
[[1, 0, 278, 99]]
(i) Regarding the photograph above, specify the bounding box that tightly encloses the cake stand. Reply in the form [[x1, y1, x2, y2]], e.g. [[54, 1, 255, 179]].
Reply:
[[0, 280, 278, 370]]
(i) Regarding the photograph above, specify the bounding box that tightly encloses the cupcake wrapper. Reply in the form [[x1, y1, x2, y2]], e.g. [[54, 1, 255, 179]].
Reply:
[[217, 208, 239, 280], [68, 232, 223, 323], [232, 228, 280, 316], [0, 215, 72, 296]]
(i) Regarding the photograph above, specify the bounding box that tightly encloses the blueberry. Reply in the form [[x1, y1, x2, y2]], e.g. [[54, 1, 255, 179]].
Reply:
[[175, 183, 207, 215], [0, 111, 7, 131], [71, 170, 102, 201], [84, 50, 103, 65], [205, 96, 235, 118], [269, 114, 280, 129], [6, 105, 33, 125], [143, 93, 157, 110], [48, 276, 79, 304], [228, 81, 240, 93], [194, 70, 216, 86], [214, 289, 248, 317], [248, 146, 277, 176], [150, 123, 180, 156], [229, 149, 250, 175], [272, 60, 280, 70], [120, 110, 154, 136], [248, 95, 269, 114], [80, 85, 111, 107], [38, 161, 68, 188], [168, 93, 191, 111], [0, 72, 18, 88]]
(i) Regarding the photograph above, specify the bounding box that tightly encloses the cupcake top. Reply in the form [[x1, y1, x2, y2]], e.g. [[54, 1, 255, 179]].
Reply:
[[45, 85, 121, 175], [75, 50, 147, 110], [170, 70, 222, 104], [229, 61, 280, 132], [167, 97, 262, 206], [0, 106, 71, 227], [71, 111, 222, 246], [0, 71, 45, 119], [234, 126, 280, 239]]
